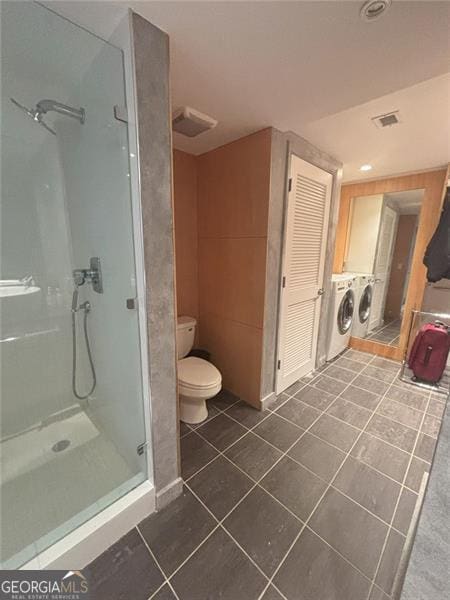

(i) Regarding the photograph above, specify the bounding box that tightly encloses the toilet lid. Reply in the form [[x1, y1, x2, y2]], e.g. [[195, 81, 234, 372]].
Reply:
[[178, 357, 221, 389]]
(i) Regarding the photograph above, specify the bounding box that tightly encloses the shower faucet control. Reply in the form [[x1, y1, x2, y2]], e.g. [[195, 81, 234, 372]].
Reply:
[[73, 257, 103, 293]]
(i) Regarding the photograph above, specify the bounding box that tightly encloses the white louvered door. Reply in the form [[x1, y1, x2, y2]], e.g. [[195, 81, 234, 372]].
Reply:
[[276, 156, 332, 394]]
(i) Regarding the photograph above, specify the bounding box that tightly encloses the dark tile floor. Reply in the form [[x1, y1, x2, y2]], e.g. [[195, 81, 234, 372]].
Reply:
[[86, 349, 447, 600], [367, 319, 402, 345]]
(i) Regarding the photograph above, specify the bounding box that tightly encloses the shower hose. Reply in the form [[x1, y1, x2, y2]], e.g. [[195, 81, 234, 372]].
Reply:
[[72, 296, 97, 400]]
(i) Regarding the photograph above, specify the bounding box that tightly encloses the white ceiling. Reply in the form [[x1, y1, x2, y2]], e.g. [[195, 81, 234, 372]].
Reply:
[[302, 73, 450, 181], [45, 1, 450, 181]]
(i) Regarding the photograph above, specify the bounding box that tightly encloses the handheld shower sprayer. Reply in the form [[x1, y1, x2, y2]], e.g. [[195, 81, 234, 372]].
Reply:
[[71, 259, 102, 401], [71, 288, 79, 313]]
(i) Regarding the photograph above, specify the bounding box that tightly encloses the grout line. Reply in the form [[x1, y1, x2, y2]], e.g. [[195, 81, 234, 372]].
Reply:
[[303, 524, 375, 584], [183, 429, 252, 483], [159, 523, 222, 590], [285, 427, 423, 496], [295, 376, 434, 437], [181, 358, 383, 599], [137, 527, 181, 600], [178, 481, 277, 590], [147, 582, 167, 600], [190, 357, 416, 506], [177, 350, 432, 600], [255, 351, 382, 598], [188, 356, 428, 492], [192, 390, 409, 532], [256, 352, 425, 599], [368, 319, 401, 335], [311, 370, 402, 398], [365, 386, 434, 600], [327, 483, 407, 536], [322, 360, 398, 384], [369, 410, 427, 435], [366, 319, 402, 344]]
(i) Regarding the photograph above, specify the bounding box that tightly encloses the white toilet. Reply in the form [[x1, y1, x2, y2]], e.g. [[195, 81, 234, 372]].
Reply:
[[176, 316, 222, 424]]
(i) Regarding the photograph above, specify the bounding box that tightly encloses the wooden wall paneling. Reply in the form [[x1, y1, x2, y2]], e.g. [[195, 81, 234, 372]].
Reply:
[[198, 237, 267, 329], [199, 313, 263, 408], [197, 128, 272, 238], [197, 128, 273, 407], [341, 168, 449, 360], [173, 149, 199, 319]]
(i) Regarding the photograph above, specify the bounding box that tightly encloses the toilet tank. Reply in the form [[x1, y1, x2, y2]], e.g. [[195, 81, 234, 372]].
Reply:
[[176, 316, 196, 359]]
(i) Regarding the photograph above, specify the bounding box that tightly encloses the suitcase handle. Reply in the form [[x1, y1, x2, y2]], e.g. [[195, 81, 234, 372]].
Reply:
[[424, 345, 433, 366]]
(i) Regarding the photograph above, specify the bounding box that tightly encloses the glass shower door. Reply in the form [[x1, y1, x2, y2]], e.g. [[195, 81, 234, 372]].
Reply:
[[1, 1, 148, 567]]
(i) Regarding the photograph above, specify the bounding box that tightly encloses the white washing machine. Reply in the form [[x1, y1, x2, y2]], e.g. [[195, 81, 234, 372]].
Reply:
[[345, 273, 375, 338], [326, 274, 356, 361]]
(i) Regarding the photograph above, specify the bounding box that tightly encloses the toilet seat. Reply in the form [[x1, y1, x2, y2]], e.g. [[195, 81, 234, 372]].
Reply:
[[178, 357, 221, 391]]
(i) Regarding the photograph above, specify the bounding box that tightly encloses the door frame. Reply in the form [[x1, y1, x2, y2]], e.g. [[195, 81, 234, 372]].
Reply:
[[275, 153, 333, 394], [259, 132, 342, 409], [369, 203, 398, 331], [333, 167, 449, 360]]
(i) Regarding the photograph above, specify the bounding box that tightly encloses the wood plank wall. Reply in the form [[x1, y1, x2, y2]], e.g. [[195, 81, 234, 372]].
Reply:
[[333, 168, 449, 360], [173, 149, 199, 320], [197, 129, 272, 407]]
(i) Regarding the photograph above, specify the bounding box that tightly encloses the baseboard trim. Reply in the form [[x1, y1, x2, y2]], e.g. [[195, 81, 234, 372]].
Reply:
[[156, 476, 183, 510], [260, 392, 277, 411]]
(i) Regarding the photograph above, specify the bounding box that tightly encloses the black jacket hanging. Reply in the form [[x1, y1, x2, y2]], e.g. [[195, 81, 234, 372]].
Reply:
[[423, 187, 450, 282]]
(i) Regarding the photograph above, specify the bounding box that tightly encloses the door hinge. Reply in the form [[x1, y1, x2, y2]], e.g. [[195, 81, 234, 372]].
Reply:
[[137, 442, 149, 456], [288, 178, 292, 192], [277, 360, 281, 370], [282, 276, 286, 288]]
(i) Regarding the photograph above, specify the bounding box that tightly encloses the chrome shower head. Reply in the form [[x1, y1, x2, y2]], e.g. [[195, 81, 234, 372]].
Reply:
[[10, 97, 56, 135], [10, 97, 86, 135], [36, 99, 85, 124]]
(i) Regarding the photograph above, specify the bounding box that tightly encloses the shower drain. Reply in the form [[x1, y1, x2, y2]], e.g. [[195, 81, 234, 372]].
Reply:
[[52, 439, 71, 453]]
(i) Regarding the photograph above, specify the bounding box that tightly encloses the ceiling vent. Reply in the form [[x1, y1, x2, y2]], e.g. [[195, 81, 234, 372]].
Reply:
[[172, 107, 218, 137], [372, 110, 401, 129]]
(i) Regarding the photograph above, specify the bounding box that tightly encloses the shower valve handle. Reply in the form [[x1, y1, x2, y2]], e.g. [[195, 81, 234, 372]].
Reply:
[[73, 258, 103, 293]]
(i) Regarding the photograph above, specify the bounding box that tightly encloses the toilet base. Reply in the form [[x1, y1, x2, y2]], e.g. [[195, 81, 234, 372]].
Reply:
[[179, 395, 208, 424]]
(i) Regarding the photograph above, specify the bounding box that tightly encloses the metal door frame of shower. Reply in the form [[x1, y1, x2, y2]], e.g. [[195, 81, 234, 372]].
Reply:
[[20, 8, 158, 570]]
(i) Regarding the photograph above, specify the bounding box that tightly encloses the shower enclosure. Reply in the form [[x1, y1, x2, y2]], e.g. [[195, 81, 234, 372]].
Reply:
[[1, 2, 151, 567]]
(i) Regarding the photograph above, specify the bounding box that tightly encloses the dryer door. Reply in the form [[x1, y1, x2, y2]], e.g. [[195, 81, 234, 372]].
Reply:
[[338, 289, 355, 334], [359, 284, 372, 324]]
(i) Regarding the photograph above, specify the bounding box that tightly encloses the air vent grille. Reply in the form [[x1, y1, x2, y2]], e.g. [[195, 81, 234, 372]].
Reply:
[[172, 106, 217, 137], [372, 111, 401, 129]]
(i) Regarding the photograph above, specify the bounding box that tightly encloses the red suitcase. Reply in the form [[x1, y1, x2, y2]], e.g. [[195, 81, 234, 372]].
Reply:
[[408, 321, 450, 383]]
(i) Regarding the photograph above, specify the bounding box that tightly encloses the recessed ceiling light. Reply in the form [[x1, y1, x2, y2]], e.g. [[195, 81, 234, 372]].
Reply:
[[360, 0, 392, 22], [360, 164, 373, 172]]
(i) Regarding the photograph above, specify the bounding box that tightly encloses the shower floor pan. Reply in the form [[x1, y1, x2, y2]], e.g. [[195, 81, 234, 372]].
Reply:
[[1, 409, 98, 484], [0, 410, 135, 567]]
